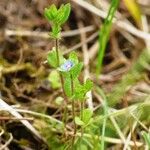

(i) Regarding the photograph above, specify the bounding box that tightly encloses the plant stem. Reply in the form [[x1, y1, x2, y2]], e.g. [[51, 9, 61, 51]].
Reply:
[[55, 38, 68, 132], [70, 74, 76, 148], [55, 38, 60, 66], [80, 101, 84, 146], [80, 101, 84, 135], [60, 75, 68, 122]]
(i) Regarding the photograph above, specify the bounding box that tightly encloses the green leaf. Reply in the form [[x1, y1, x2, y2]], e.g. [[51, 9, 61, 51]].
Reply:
[[63, 73, 72, 97], [69, 52, 78, 64], [47, 48, 64, 68], [55, 4, 65, 24], [44, 8, 53, 21], [73, 85, 85, 100], [84, 79, 93, 92], [50, 4, 58, 18], [47, 49, 57, 68], [70, 62, 83, 79], [72, 78, 83, 99], [44, 4, 58, 21], [73, 79, 93, 100], [60, 3, 71, 24], [82, 108, 93, 124], [56, 3, 71, 25], [75, 116, 85, 126], [74, 84, 85, 100], [48, 70, 61, 89]]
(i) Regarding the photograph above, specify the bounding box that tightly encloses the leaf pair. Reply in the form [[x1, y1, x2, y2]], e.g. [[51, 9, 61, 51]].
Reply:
[[44, 3, 71, 38], [73, 79, 93, 100], [44, 3, 71, 25]]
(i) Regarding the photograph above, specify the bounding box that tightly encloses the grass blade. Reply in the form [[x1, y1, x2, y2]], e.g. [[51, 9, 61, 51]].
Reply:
[[96, 87, 109, 150], [96, 0, 119, 74]]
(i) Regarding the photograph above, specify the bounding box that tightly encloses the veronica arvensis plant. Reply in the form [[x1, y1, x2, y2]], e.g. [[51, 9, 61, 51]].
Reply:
[[44, 3, 93, 148]]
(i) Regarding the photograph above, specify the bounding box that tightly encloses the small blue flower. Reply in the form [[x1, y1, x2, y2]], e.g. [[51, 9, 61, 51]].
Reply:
[[60, 60, 74, 72]]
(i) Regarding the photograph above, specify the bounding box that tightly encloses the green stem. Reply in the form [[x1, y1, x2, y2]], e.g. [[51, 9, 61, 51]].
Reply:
[[70, 74, 76, 148], [80, 101, 84, 146], [60, 75, 68, 128], [55, 38, 60, 67], [55, 38, 68, 134]]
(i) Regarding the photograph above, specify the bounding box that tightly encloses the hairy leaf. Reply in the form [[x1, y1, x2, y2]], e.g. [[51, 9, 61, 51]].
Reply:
[[44, 4, 58, 21], [75, 116, 84, 126], [70, 62, 83, 79], [48, 70, 61, 89], [69, 52, 78, 64], [84, 79, 93, 92], [63, 73, 72, 97], [47, 48, 64, 68], [56, 3, 71, 25], [82, 108, 93, 124]]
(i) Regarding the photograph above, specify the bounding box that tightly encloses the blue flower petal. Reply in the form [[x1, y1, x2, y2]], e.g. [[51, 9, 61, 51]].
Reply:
[[60, 60, 74, 71]]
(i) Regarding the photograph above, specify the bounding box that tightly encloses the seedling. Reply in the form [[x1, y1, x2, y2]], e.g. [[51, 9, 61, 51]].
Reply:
[[44, 3, 93, 148]]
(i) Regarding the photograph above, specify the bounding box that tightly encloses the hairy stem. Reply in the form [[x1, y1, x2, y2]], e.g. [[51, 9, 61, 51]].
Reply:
[[55, 38, 68, 133], [55, 39, 60, 66], [71, 74, 76, 148], [80, 101, 84, 146]]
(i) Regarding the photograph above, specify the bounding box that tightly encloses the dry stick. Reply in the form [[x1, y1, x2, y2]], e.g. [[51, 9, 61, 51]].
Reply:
[[130, 113, 149, 132], [78, 22, 94, 148], [89, 41, 99, 60], [66, 130, 144, 147], [0, 98, 44, 142], [123, 121, 138, 150], [5, 108, 66, 125], [94, 92, 130, 150], [0, 117, 33, 121], [0, 133, 13, 150], [63, 32, 98, 55], [74, 132, 143, 147], [0, 107, 73, 132], [0, 129, 4, 137], [124, 82, 139, 150], [122, 94, 137, 150], [5, 26, 95, 39], [88, 29, 137, 61], [78, 21, 93, 110], [142, 15, 150, 51], [109, 116, 131, 150], [71, 0, 150, 41], [93, 0, 132, 27]]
